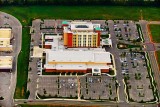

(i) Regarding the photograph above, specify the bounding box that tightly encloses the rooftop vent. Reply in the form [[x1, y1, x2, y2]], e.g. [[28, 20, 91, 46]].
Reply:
[[75, 25, 89, 28]]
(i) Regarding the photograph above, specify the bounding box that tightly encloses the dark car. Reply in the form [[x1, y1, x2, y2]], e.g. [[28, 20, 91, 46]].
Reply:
[[0, 96, 4, 100]]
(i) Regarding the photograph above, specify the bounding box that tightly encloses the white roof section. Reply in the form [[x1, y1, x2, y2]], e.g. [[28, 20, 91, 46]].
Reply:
[[44, 64, 86, 70], [32, 46, 44, 58], [70, 21, 100, 31], [43, 34, 64, 51], [46, 50, 111, 63], [63, 21, 100, 33], [0, 28, 11, 38], [92, 68, 101, 74], [92, 24, 101, 28], [45, 35, 55, 39], [0, 56, 12, 69], [0, 28, 12, 50], [44, 63, 111, 70]]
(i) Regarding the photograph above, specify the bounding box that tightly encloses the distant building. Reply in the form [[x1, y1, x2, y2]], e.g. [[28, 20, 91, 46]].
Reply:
[[0, 56, 13, 72], [0, 28, 12, 52], [44, 50, 114, 74], [62, 21, 101, 48]]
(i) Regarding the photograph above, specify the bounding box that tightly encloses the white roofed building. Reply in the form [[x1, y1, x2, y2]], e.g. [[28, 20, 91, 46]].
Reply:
[[0, 56, 13, 72], [0, 28, 13, 52], [44, 50, 114, 74]]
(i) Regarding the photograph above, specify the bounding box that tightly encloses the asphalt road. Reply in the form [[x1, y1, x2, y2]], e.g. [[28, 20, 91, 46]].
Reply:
[[154, 43, 160, 51], [107, 20, 126, 103], [0, 11, 22, 107], [28, 19, 42, 100], [14, 99, 157, 107]]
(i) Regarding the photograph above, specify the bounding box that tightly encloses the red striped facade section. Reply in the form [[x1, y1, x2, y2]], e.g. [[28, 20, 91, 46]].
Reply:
[[44, 45, 52, 49], [45, 68, 109, 73], [95, 30, 101, 47], [67, 33, 73, 47]]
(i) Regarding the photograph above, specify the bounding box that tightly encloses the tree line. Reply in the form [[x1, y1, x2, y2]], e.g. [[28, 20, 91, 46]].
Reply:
[[0, 0, 159, 6]]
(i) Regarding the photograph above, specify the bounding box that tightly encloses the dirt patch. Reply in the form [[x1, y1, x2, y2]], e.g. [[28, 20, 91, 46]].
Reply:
[[155, 51, 160, 71]]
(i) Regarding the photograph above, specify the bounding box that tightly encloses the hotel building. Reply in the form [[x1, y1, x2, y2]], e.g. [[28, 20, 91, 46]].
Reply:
[[62, 21, 101, 48]]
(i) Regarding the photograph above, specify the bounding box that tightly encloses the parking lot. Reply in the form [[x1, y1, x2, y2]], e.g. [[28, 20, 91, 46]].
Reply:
[[112, 20, 140, 44], [80, 74, 118, 100], [59, 77, 78, 98], [120, 52, 155, 102], [106, 20, 157, 103], [0, 72, 11, 102], [112, 20, 156, 102], [37, 77, 58, 98], [36, 75, 118, 100], [37, 76, 78, 99]]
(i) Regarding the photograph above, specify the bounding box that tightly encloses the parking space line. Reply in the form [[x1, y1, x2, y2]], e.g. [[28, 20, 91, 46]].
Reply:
[[36, 84, 39, 89], [37, 78, 39, 83], [77, 76, 81, 100]]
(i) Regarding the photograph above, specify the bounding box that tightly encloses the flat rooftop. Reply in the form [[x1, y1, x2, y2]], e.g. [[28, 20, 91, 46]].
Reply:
[[102, 38, 112, 46], [0, 28, 12, 50], [0, 28, 11, 38], [32, 46, 44, 58], [69, 21, 100, 31], [46, 50, 111, 63], [0, 56, 12, 69], [43, 34, 64, 50], [44, 63, 111, 70]]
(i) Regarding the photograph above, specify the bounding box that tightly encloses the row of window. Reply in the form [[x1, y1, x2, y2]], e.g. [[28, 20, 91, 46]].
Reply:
[[72, 35, 97, 47], [73, 42, 97, 46], [73, 35, 97, 37], [75, 43, 96, 46]]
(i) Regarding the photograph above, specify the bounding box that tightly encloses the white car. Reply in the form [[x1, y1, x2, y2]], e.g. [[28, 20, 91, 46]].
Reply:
[[37, 72, 41, 75]]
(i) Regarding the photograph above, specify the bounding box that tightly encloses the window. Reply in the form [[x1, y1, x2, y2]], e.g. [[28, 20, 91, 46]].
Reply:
[[83, 35, 86, 47], [73, 35, 76, 47]]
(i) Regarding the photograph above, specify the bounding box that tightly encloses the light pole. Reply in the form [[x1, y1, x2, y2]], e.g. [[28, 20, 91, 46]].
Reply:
[[140, 9, 143, 20]]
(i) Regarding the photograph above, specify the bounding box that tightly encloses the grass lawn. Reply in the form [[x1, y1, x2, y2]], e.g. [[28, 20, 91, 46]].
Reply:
[[0, 6, 160, 26], [14, 28, 30, 99], [136, 24, 144, 42], [149, 25, 160, 43], [0, 6, 159, 99]]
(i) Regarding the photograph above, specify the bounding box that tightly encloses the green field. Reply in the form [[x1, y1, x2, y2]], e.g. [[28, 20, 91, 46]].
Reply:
[[149, 25, 160, 43], [0, 6, 160, 26], [14, 28, 30, 99], [0, 6, 160, 99]]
